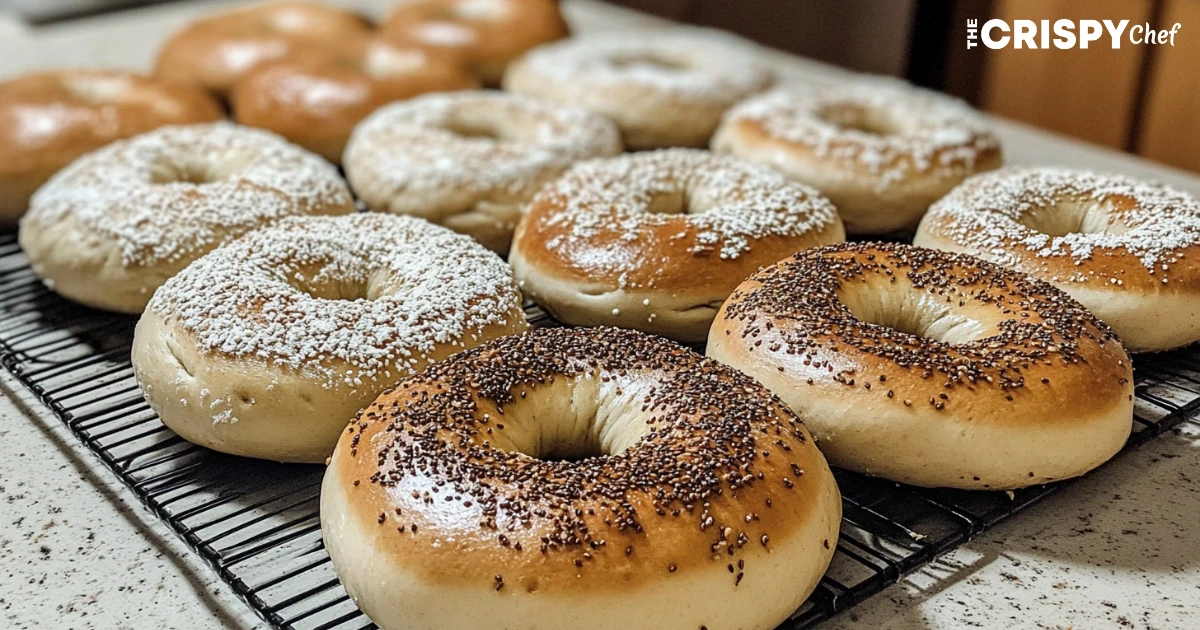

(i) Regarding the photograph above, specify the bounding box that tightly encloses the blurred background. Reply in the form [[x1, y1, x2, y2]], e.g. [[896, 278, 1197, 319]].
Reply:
[[2, 0, 1197, 173]]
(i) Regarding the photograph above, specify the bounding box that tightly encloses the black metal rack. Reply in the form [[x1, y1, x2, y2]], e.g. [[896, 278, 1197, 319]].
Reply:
[[1, 228, 1197, 629]]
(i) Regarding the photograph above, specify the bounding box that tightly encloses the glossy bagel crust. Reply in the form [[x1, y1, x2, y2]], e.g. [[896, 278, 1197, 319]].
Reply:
[[154, 0, 372, 99], [915, 167, 1200, 353], [132, 213, 528, 463], [708, 243, 1134, 490], [0, 69, 222, 221], [232, 41, 478, 162], [712, 83, 1002, 234], [379, 0, 568, 86], [322, 326, 841, 630], [18, 122, 354, 313], [509, 149, 845, 342]]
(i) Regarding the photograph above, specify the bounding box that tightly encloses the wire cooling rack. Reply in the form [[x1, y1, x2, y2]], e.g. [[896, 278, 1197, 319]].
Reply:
[[1, 229, 1199, 629]]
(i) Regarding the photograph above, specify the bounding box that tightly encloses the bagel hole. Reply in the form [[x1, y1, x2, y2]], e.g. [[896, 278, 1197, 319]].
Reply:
[[839, 281, 991, 345], [492, 375, 656, 463], [1018, 200, 1125, 237], [820, 105, 899, 137], [444, 118, 503, 140], [608, 53, 690, 73]]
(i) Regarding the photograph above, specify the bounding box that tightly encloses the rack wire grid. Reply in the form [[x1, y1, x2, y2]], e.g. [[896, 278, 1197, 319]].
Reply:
[[1, 228, 1198, 629]]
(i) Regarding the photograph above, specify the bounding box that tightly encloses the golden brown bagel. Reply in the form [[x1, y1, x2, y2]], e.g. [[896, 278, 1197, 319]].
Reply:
[[232, 40, 478, 162], [708, 243, 1134, 490], [322, 326, 841, 630], [0, 69, 222, 222], [509, 149, 845, 342], [154, 0, 372, 99], [379, 0, 568, 86], [915, 167, 1200, 353]]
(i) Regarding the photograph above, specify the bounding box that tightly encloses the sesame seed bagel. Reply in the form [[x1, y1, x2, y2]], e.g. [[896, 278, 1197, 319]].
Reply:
[[154, 0, 372, 100], [509, 149, 845, 342], [321, 326, 841, 630], [707, 243, 1133, 490], [132, 213, 528, 463], [343, 91, 622, 253], [232, 41, 478, 163], [504, 30, 773, 149], [19, 122, 354, 313], [712, 83, 1002, 234], [0, 69, 222, 222], [915, 167, 1200, 353], [379, 0, 568, 86]]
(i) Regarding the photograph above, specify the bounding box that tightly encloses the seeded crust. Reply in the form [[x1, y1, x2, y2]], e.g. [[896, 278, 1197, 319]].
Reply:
[[154, 0, 372, 99], [379, 0, 568, 86], [915, 167, 1200, 352], [322, 327, 841, 630], [708, 243, 1133, 490], [509, 149, 844, 342], [0, 69, 222, 222]]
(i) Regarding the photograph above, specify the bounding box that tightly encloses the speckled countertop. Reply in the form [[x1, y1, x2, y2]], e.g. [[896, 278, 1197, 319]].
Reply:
[[2, 1, 1200, 629]]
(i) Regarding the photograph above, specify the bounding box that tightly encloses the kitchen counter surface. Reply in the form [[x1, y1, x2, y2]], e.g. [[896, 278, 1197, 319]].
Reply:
[[2, 1, 1200, 629]]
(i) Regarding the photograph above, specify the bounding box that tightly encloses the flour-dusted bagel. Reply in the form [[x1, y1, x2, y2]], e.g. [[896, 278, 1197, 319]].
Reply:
[[18, 122, 354, 313], [712, 82, 1002, 234], [510, 149, 844, 342], [154, 0, 372, 99], [0, 69, 222, 222], [380, 0, 568, 86], [232, 40, 478, 162], [915, 167, 1200, 353], [708, 243, 1133, 490], [132, 213, 528, 463], [343, 91, 622, 252], [504, 30, 773, 149], [322, 326, 841, 630]]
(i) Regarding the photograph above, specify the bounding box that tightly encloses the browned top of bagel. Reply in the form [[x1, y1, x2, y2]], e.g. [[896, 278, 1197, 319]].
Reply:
[[713, 242, 1133, 422], [511, 149, 844, 292], [0, 69, 222, 211], [154, 0, 372, 98], [231, 40, 478, 162], [919, 167, 1200, 293], [379, 0, 567, 78], [328, 327, 832, 592]]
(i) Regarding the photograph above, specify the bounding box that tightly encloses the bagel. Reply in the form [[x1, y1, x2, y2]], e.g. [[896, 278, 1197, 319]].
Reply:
[[504, 30, 772, 149], [132, 213, 528, 463], [0, 69, 222, 222], [154, 0, 372, 99], [19, 122, 354, 313], [712, 83, 1002, 234], [707, 242, 1134, 490], [343, 91, 622, 252], [232, 40, 478, 162], [915, 167, 1200, 353], [509, 149, 845, 342], [321, 326, 841, 630], [380, 0, 568, 86]]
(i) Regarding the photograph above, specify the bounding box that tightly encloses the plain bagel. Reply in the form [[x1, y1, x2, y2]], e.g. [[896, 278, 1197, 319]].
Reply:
[[915, 166, 1200, 352], [708, 242, 1134, 490], [132, 213, 528, 463], [322, 326, 841, 630], [0, 69, 222, 222]]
